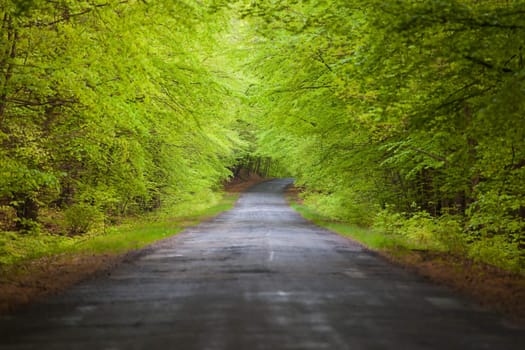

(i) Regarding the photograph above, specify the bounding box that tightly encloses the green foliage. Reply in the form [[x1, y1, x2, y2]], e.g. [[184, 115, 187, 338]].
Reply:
[[0, 0, 245, 230], [239, 0, 525, 272], [0, 231, 75, 266], [467, 236, 523, 273], [291, 203, 400, 250], [1, 0, 523, 273], [375, 206, 466, 249], [294, 198, 522, 273], [0, 191, 238, 266], [402, 212, 442, 249], [432, 214, 468, 255], [372, 206, 522, 271], [0, 205, 16, 230], [304, 190, 377, 227], [373, 208, 405, 237], [63, 203, 102, 235]]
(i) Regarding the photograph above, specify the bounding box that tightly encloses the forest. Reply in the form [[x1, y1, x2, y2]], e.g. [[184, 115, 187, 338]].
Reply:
[[0, 0, 524, 272]]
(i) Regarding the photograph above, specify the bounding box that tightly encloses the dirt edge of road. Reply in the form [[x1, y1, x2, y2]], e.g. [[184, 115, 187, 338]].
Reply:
[[384, 250, 525, 325], [0, 175, 269, 316], [285, 185, 525, 325]]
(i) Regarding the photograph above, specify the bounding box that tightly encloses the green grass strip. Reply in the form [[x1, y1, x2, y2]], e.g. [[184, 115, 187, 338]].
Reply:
[[290, 203, 402, 250], [0, 193, 239, 266]]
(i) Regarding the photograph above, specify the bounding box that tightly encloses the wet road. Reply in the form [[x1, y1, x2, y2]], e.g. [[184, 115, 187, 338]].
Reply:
[[1, 179, 524, 349]]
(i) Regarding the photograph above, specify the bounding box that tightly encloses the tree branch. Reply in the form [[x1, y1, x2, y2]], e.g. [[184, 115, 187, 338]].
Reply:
[[271, 85, 332, 94], [22, 1, 130, 28], [6, 97, 77, 107], [316, 50, 333, 72], [409, 147, 448, 165], [463, 55, 513, 73]]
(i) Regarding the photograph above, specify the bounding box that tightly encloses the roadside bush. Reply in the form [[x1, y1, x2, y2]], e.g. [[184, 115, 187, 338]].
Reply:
[[467, 235, 523, 273], [0, 230, 75, 266], [305, 192, 377, 226], [402, 211, 439, 248], [64, 203, 103, 235], [0, 205, 17, 231], [373, 207, 404, 236], [433, 214, 467, 255], [374, 209, 467, 252], [466, 190, 525, 239]]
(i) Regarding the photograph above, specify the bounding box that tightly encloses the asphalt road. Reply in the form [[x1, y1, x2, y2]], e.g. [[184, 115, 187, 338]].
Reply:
[[1, 178, 523, 349]]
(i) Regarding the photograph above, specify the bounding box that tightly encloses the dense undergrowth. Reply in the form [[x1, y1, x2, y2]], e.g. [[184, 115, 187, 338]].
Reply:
[[0, 192, 237, 267], [292, 199, 523, 274]]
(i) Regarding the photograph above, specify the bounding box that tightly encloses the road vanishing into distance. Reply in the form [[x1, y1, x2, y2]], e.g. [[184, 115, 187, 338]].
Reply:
[[0, 179, 523, 349]]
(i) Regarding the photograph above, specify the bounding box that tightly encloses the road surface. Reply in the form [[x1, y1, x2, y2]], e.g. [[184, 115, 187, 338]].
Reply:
[[0, 179, 523, 349]]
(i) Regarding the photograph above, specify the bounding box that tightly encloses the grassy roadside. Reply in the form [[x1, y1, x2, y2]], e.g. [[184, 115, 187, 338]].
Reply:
[[287, 188, 525, 324], [0, 193, 238, 267], [0, 177, 265, 314], [69, 193, 239, 256], [70, 193, 239, 254], [290, 203, 401, 250]]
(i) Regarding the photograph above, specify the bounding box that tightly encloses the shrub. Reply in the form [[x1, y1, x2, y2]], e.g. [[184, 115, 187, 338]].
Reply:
[[303, 190, 378, 227], [374, 208, 467, 252], [467, 235, 523, 273], [64, 203, 103, 235], [373, 207, 404, 236], [0, 205, 17, 231], [0, 230, 75, 266], [434, 214, 467, 255]]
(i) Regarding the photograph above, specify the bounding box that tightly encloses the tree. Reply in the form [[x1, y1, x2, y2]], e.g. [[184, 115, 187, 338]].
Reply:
[[0, 0, 243, 230], [239, 0, 525, 255]]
